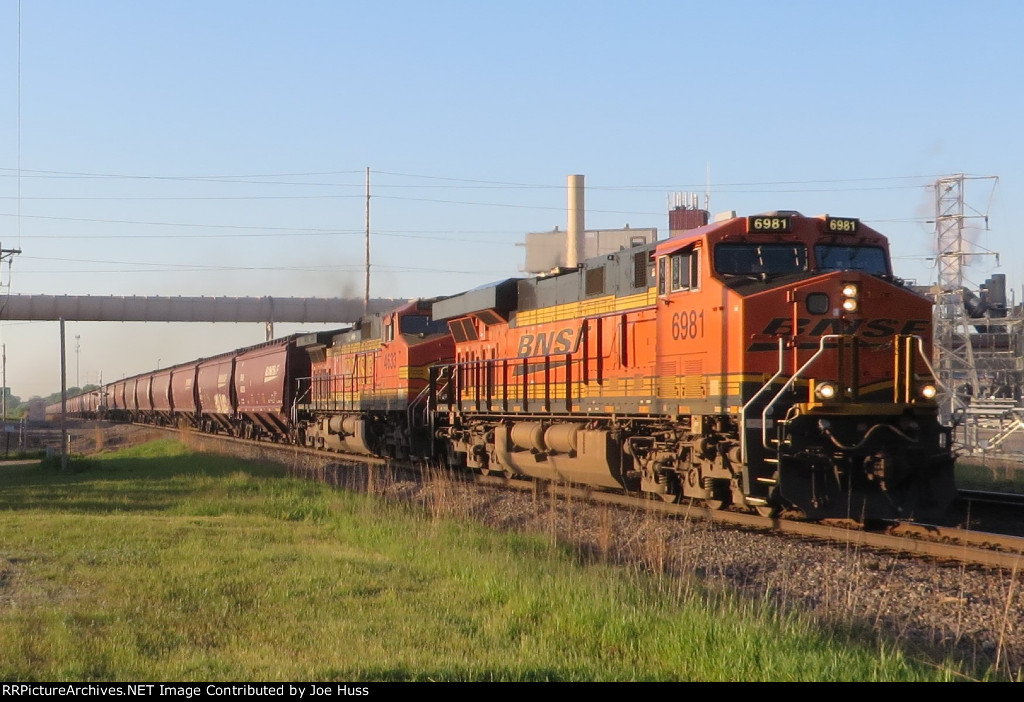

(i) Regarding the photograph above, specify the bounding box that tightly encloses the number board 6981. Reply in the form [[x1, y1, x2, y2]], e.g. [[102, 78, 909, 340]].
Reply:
[[671, 310, 705, 340]]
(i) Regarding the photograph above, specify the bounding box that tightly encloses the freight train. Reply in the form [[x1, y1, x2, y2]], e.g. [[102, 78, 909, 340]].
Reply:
[[49, 211, 956, 521]]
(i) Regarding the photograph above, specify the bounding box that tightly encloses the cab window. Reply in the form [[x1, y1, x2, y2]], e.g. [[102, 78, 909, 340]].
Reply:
[[400, 315, 450, 335], [814, 245, 889, 275], [660, 248, 700, 293], [714, 243, 808, 275]]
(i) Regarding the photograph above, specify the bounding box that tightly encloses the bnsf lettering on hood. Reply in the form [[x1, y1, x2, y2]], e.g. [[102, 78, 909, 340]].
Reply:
[[516, 326, 582, 357], [759, 317, 930, 338]]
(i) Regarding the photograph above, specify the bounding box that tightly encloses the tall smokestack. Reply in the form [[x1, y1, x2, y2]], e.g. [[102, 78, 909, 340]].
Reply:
[[566, 174, 585, 268]]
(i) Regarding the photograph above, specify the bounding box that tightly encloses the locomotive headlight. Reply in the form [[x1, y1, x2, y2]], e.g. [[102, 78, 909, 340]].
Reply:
[[840, 283, 860, 312], [815, 381, 838, 400], [920, 383, 938, 400]]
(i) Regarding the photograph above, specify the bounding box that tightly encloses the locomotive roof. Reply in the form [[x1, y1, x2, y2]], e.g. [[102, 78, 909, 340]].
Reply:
[[330, 297, 448, 345], [432, 278, 521, 322], [655, 211, 889, 255], [434, 236, 658, 323]]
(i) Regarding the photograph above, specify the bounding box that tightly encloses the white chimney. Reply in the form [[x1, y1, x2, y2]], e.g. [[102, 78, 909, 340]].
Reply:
[[566, 174, 585, 268]]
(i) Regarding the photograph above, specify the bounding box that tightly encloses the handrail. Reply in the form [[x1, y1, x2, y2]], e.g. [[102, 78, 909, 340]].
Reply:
[[739, 338, 785, 465], [291, 377, 312, 425], [761, 335, 840, 451], [911, 335, 942, 391], [407, 367, 443, 428]]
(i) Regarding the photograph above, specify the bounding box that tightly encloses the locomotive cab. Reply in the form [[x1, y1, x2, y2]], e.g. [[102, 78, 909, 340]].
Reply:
[[665, 212, 955, 520]]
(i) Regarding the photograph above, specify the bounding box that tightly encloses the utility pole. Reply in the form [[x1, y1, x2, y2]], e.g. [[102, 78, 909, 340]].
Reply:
[[0, 242, 22, 423], [0, 237, 20, 457], [2, 343, 7, 456], [75, 334, 80, 388], [60, 319, 68, 471], [0, 242, 21, 276], [364, 167, 371, 317]]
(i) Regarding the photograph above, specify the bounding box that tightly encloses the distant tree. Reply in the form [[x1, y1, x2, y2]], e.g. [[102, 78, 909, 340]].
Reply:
[[1, 387, 23, 418], [41, 384, 102, 407]]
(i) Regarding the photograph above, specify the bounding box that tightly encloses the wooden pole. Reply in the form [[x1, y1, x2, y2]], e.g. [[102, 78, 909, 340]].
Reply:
[[60, 318, 68, 470], [364, 167, 370, 316]]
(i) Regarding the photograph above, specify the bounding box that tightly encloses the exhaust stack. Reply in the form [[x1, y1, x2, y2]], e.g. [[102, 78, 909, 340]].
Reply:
[[566, 174, 584, 268]]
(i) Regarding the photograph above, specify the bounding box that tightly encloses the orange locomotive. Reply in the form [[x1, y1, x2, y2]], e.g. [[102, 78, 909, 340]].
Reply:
[[432, 211, 955, 520], [297, 299, 454, 458]]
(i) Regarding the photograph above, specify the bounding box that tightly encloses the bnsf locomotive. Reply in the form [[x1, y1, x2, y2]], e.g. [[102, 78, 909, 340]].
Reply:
[[51, 211, 956, 521]]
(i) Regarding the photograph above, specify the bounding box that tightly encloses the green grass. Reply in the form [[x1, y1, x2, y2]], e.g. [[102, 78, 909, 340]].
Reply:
[[0, 439, 982, 681], [956, 459, 1024, 493]]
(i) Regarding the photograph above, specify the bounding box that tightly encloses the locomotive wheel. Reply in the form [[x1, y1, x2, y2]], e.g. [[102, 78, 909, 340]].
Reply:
[[703, 477, 730, 510], [755, 504, 780, 518]]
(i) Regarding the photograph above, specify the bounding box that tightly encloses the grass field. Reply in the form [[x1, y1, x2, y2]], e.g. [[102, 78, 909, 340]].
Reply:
[[0, 439, 987, 681], [956, 459, 1024, 493]]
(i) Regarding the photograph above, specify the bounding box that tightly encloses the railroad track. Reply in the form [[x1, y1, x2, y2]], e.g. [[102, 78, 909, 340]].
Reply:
[[130, 423, 1024, 572], [959, 488, 1024, 509]]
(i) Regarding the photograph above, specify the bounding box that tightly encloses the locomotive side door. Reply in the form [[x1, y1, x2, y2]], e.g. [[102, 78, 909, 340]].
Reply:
[[655, 244, 713, 412]]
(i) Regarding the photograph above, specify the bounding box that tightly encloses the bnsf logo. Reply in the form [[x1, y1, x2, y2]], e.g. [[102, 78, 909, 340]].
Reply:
[[516, 327, 581, 357], [760, 318, 930, 337]]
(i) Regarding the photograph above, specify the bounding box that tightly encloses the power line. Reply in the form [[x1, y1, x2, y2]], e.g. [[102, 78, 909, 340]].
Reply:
[[0, 167, 365, 181], [0, 194, 364, 201], [372, 169, 952, 190], [14, 265, 509, 275], [19, 254, 512, 275], [14, 231, 519, 242], [1, 166, 954, 190]]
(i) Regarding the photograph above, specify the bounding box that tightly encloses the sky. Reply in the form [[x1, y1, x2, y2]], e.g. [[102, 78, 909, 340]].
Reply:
[[0, 0, 1022, 399]]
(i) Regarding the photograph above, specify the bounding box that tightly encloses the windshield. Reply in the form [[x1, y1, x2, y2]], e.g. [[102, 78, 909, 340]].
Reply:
[[815, 245, 889, 274], [400, 315, 450, 335], [714, 243, 808, 275]]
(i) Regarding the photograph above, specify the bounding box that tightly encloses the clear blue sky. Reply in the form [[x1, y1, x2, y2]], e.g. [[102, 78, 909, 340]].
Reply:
[[1, 0, 1021, 399]]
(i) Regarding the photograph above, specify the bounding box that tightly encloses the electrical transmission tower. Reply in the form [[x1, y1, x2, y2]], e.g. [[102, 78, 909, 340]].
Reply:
[[931, 173, 998, 421]]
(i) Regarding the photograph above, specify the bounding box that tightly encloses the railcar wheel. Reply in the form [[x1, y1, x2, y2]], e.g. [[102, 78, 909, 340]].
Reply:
[[652, 472, 680, 503]]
